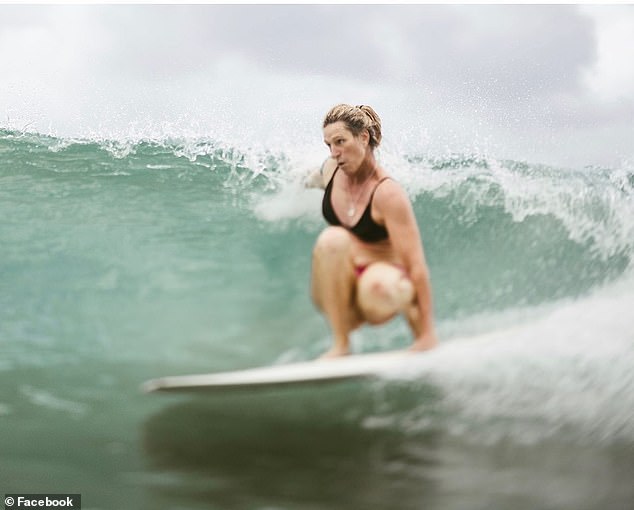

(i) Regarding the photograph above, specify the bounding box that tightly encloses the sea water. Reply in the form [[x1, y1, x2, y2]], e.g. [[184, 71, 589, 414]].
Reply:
[[1, 128, 633, 509]]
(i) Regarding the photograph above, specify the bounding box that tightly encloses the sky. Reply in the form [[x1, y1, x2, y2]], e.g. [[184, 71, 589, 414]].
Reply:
[[1, 4, 633, 168]]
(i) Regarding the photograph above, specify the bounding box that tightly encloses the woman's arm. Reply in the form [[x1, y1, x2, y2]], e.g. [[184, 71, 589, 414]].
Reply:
[[304, 157, 338, 189], [375, 181, 438, 349]]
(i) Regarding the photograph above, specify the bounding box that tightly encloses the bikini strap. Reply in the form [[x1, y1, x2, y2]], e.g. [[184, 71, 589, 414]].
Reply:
[[325, 163, 340, 187], [369, 176, 392, 200]]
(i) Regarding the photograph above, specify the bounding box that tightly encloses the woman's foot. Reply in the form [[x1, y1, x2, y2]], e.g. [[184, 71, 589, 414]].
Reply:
[[319, 345, 350, 359]]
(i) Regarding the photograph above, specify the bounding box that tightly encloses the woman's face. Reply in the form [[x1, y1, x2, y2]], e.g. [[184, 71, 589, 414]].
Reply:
[[323, 121, 369, 174]]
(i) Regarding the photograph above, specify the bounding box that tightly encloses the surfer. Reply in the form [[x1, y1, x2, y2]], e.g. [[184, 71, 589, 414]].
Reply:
[[309, 104, 438, 358]]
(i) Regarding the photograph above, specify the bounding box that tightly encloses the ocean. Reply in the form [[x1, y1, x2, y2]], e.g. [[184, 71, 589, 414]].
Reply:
[[1, 128, 633, 509]]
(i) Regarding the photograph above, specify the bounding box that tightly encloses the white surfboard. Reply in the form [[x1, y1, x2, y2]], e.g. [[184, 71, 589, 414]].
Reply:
[[142, 349, 419, 394]]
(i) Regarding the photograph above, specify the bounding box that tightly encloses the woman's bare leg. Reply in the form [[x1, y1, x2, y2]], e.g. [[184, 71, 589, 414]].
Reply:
[[311, 227, 363, 357], [356, 262, 415, 324]]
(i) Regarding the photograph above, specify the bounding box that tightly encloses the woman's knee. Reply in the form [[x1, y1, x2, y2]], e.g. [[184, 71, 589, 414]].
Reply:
[[313, 226, 353, 258], [356, 263, 414, 324]]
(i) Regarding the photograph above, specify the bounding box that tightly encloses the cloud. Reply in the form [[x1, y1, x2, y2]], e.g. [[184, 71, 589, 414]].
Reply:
[[581, 5, 634, 103], [29, 4, 593, 98], [81, 5, 602, 122], [158, 6, 596, 98], [0, 4, 632, 167]]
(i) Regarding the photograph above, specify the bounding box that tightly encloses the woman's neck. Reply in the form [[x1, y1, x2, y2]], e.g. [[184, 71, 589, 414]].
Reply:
[[348, 155, 377, 185]]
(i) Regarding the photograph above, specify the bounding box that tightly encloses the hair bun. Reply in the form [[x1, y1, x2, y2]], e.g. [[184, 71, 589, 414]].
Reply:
[[323, 103, 383, 149]]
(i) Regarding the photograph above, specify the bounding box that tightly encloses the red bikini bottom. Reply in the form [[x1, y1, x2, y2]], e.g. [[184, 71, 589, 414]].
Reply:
[[354, 265, 368, 278], [354, 263, 405, 278]]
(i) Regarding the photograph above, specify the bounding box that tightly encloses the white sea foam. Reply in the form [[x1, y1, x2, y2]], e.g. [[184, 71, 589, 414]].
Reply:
[[368, 271, 634, 444]]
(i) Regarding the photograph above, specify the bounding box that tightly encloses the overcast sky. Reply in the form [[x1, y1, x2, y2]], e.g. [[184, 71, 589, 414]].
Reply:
[[1, 4, 633, 168]]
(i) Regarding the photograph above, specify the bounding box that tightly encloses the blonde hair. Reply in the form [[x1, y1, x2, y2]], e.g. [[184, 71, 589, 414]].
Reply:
[[323, 104, 382, 149]]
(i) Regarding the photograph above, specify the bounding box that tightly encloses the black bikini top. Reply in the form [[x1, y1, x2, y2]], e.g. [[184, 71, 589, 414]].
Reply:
[[322, 168, 391, 243]]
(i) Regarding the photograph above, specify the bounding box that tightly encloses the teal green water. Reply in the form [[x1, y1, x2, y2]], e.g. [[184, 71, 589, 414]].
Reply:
[[1, 129, 634, 509]]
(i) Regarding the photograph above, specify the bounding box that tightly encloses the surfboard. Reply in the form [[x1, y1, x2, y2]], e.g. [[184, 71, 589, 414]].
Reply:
[[142, 349, 418, 394]]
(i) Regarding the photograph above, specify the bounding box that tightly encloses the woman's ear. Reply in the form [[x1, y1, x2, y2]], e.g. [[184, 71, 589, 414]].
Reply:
[[360, 128, 370, 147]]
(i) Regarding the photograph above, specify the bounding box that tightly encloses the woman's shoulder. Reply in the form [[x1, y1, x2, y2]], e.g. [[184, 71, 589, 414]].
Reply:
[[374, 171, 404, 198], [373, 173, 411, 214]]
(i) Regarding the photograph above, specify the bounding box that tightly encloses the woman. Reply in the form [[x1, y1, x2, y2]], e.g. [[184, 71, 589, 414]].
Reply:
[[311, 104, 438, 358]]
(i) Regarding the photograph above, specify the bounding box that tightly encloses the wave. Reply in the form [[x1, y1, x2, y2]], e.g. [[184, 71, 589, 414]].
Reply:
[[362, 269, 634, 444], [2, 129, 632, 316], [3, 129, 634, 449]]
